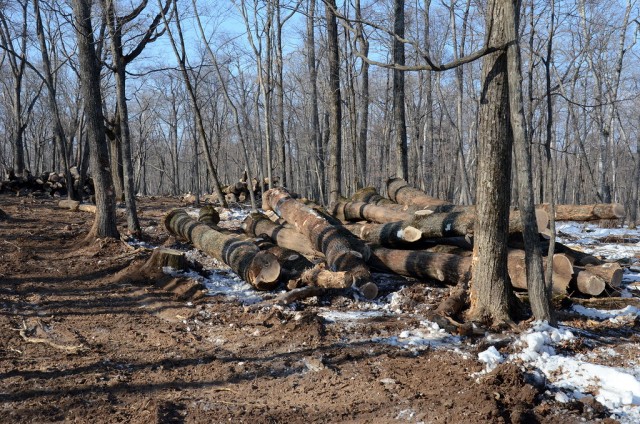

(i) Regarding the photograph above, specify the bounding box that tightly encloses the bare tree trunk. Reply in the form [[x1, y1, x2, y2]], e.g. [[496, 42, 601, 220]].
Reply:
[[72, 0, 119, 239], [468, 0, 516, 325], [505, 0, 554, 324], [326, 0, 342, 204], [393, 0, 408, 180]]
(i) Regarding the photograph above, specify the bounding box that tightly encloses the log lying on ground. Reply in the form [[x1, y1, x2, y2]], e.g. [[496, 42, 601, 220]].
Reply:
[[368, 247, 472, 285], [253, 236, 313, 281], [331, 200, 413, 223], [58, 199, 80, 211], [369, 246, 594, 296], [165, 209, 280, 290], [344, 221, 423, 248], [332, 200, 549, 235], [243, 212, 321, 257], [263, 188, 377, 299], [299, 262, 351, 289], [538, 203, 625, 221], [584, 262, 622, 288], [387, 177, 452, 208], [198, 205, 220, 227], [507, 250, 574, 294], [572, 268, 606, 296], [350, 187, 395, 206]]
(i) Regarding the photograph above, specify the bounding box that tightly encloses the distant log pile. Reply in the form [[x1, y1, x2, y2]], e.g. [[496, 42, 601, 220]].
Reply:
[[0, 167, 91, 199], [164, 178, 626, 313], [186, 174, 281, 205]]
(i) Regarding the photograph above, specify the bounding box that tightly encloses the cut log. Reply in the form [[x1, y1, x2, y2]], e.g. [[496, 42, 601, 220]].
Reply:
[[263, 188, 377, 298], [253, 236, 313, 280], [58, 199, 80, 211], [299, 262, 351, 289], [584, 262, 623, 288], [368, 247, 472, 285], [350, 187, 395, 205], [330, 200, 413, 223], [507, 250, 573, 294], [165, 209, 280, 290], [539, 203, 625, 221], [331, 200, 549, 234], [243, 212, 321, 257], [386, 177, 452, 208], [572, 269, 606, 296], [198, 205, 220, 227], [343, 221, 422, 248], [571, 297, 640, 310], [78, 204, 97, 214]]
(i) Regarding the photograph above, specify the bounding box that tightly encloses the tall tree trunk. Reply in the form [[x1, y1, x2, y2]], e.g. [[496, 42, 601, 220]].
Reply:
[[33, 0, 75, 200], [72, 0, 119, 239], [505, 0, 554, 324], [307, 0, 324, 203], [468, 0, 515, 325], [355, 0, 369, 189], [325, 0, 342, 204], [393, 0, 408, 180]]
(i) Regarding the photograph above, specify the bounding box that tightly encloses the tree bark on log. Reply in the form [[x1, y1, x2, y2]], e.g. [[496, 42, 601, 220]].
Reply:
[[332, 200, 549, 234], [243, 212, 321, 257], [584, 262, 622, 288], [299, 262, 351, 289], [165, 209, 280, 290], [350, 186, 395, 205], [263, 188, 377, 299], [253, 237, 313, 281], [58, 199, 81, 211], [368, 247, 472, 285], [387, 177, 452, 207], [343, 221, 422, 248], [572, 269, 606, 296], [539, 203, 625, 221], [507, 250, 573, 294], [198, 205, 220, 227]]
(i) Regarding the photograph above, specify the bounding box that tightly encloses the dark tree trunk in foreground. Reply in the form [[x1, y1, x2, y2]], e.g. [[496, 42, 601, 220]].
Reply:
[[325, 0, 342, 204], [468, 0, 515, 324], [72, 0, 119, 239], [393, 0, 408, 180]]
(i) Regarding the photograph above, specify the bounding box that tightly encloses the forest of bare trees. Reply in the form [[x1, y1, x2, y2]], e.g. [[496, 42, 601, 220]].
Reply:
[[0, 0, 639, 322], [0, 0, 637, 212]]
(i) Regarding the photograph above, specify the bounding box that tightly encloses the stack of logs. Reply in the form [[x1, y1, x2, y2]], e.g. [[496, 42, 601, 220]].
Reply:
[[0, 167, 89, 198], [188, 174, 280, 205], [164, 177, 625, 303]]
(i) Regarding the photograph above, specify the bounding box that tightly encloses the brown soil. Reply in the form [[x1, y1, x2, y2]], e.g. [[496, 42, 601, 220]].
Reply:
[[0, 195, 618, 423]]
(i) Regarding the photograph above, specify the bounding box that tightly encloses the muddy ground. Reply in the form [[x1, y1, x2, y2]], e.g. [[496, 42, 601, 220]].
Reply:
[[0, 194, 626, 423]]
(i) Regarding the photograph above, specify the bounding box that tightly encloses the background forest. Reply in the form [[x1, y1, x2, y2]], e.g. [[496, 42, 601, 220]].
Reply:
[[0, 0, 638, 216]]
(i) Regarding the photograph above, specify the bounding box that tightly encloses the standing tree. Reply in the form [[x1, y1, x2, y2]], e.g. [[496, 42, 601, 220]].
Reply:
[[101, 0, 172, 236], [468, 0, 516, 324], [392, 0, 407, 180], [72, 0, 119, 239], [325, 0, 342, 204]]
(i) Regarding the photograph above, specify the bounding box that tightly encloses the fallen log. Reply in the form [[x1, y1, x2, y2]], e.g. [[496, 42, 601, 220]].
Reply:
[[584, 262, 623, 288], [263, 188, 377, 299], [253, 237, 313, 280], [299, 262, 351, 289], [387, 177, 452, 208], [198, 205, 220, 227], [344, 221, 422, 248], [332, 200, 549, 235], [78, 204, 97, 214], [350, 187, 395, 206], [165, 209, 280, 290], [572, 268, 606, 296], [539, 203, 625, 221], [571, 297, 640, 310], [330, 200, 413, 223], [507, 250, 573, 294], [243, 212, 321, 257], [58, 199, 80, 211], [368, 247, 472, 285]]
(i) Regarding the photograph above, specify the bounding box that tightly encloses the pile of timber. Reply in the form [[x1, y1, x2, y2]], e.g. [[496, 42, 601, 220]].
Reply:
[[194, 174, 281, 205], [163, 178, 627, 305], [0, 167, 90, 198]]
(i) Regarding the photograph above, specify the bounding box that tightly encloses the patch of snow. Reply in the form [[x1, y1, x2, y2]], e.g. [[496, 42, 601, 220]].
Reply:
[[509, 321, 640, 423], [572, 304, 640, 320], [318, 310, 387, 323], [478, 346, 504, 372], [376, 320, 461, 351]]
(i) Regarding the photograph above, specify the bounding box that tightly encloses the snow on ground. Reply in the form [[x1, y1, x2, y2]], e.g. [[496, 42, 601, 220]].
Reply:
[[556, 222, 640, 261]]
